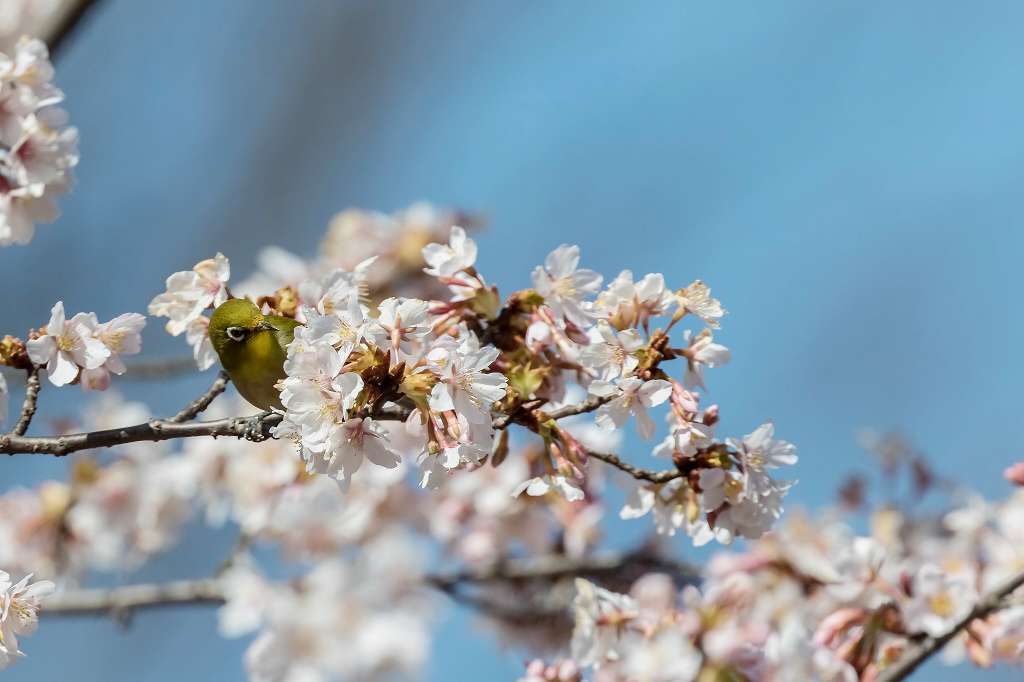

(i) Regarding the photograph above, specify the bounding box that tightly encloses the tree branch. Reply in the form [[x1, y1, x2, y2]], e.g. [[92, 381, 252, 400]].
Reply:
[[45, 0, 105, 59], [169, 371, 230, 423], [8, 366, 41, 436], [42, 578, 224, 618], [0, 365, 681, 485], [588, 450, 684, 484], [877, 568, 1024, 682], [43, 551, 694, 618]]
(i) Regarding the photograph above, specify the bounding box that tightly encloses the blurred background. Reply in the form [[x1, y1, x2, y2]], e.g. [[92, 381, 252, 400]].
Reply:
[[3, 1, 1024, 679]]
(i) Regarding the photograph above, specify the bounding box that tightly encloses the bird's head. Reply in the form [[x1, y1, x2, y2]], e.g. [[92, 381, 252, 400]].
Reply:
[[208, 298, 272, 356]]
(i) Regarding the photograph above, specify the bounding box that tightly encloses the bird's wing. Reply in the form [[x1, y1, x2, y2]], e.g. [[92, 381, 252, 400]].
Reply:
[[266, 315, 302, 351]]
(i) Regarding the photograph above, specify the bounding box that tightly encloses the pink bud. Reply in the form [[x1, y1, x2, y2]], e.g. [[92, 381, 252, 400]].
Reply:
[[1004, 462, 1024, 486]]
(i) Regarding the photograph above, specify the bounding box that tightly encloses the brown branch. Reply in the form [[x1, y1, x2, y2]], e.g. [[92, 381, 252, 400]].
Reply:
[[44, 0, 105, 59], [544, 394, 614, 421], [0, 403, 413, 457], [9, 366, 41, 436], [588, 450, 684, 484], [877, 568, 1024, 682], [169, 371, 230, 423]]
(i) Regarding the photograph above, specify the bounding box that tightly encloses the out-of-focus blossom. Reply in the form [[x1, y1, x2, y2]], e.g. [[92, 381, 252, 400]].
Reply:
[[0, 570, 53, 669], [513, 474, 585, 503], [1004, 461, 1024, 487], [0, 38, 78, 247]]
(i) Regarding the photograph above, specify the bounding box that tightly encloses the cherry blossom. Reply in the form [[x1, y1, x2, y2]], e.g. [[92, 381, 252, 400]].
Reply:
[[148, 252, 230, 336], [675, 279, 726, 329], [532, 244, 603, 327], [426, 338, 508, 424], [422, 225, 477, 277], [26, 301, 109, 386], [592, 377, 673, 440], [0, 571, 53, 669], [367, 296, 432, 363], [594, 269, 675, 330], [682, 328, 731, 390], [0, 38, 77, 247]]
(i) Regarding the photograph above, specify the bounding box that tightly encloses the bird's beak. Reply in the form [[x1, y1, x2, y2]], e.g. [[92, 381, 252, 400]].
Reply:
[[257, 321, 275, 332]]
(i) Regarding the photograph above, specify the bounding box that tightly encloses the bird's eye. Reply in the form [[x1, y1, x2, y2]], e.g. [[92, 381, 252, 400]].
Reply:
[[226, 326, 246, 342]]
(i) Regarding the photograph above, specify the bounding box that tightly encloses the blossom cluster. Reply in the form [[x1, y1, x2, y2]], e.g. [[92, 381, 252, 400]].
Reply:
[[519, 485, 1024, 681], [219, 532, 432, 682], [0, 37, 77, 246], [24, 300, 145, 389], [148, 219, 796, 548]]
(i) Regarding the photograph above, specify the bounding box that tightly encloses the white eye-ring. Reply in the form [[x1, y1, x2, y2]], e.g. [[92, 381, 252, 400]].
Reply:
[[226, 326, 246, 342]]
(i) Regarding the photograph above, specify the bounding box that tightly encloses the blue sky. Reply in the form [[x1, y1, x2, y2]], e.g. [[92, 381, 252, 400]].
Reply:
[[3, 1, 1024, 679]]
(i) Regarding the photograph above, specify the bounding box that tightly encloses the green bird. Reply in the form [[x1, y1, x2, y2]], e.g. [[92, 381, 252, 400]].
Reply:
[[208, 298, 302, 410]]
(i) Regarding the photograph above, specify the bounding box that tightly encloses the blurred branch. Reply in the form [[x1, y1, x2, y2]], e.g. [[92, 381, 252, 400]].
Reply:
[[877, 568, 1024, 682], [121, 357, 201, 380], [44, 0, 104, 59], [42, 578, 224, 619], [43, 550, 696, 619]]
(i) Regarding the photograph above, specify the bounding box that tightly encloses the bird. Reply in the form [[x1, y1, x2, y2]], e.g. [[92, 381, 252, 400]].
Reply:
[[208, 298, 301, 410]]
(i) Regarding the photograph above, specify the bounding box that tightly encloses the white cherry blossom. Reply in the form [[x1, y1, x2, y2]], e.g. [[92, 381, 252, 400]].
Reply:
[[426, 339, 507, 424], [592, 377, 672, 440], [594, 269, 674, 328], [682, 328, 730, 390], [512, 474, 585, 502], [0, 571, 54, 669], [147, 253, 230, 335], [728, 422, 797, 501], [367, 296, 431, 363], [26, 301, 109, 386], [185, 315, 217, 370], [532, 244, 603, 328], [578, 320, 643, 381], [422, 225, 477, 277], [675, 280, 725, 328]]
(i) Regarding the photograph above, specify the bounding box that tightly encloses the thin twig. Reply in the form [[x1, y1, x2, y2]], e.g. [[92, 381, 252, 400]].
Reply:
[[169, 371, 230, 423], [544, 394, 615, 422], [588, 450, 684, 484], [9, 366, 41, 436], [877, 568, 1024, 682]]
